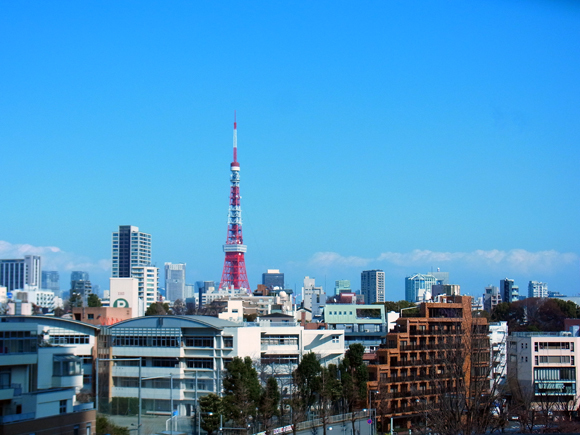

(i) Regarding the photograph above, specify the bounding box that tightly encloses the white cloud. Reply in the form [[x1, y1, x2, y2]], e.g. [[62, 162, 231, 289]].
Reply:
[[310, 248, 578, 275], [309, 251, 372, 268], [0, 240, 110, 273]]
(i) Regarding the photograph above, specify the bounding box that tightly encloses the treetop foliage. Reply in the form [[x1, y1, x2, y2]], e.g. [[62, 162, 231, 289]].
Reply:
[[491, 298, 580, 332], [87, 293, 102, 307]]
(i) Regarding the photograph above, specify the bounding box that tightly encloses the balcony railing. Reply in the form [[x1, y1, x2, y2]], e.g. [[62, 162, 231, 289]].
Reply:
[[74, 402, 95, 412], [0, 412, 35, 423]]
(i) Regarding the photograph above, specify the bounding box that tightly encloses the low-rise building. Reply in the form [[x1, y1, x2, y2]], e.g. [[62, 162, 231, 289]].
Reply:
[[324, 304, 388, 353], [99, 315, 344, 417], [72, 307, 133, 326], [508, 331, 580, 414], [0, 316, 99, 435]]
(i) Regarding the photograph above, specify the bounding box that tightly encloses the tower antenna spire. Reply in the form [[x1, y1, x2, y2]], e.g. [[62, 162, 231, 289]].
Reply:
[[233, 111, 237, 163]]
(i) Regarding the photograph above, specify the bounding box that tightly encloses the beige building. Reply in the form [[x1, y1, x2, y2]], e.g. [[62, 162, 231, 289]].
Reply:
[[508, 331, 580, 413]]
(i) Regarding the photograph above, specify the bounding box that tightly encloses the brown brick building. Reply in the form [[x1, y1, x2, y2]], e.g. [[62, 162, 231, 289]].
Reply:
[[368, 295, 489, 432]]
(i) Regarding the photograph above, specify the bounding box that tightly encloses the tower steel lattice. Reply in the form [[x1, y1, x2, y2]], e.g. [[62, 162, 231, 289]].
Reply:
[[219, 114, 250, 292]]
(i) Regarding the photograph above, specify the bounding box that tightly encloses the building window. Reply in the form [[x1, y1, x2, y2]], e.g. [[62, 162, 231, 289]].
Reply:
[[86, 425, 91, 435], [535, 356, 538, 365], [88, 314, 94, 320], [0, 371, 10, 389], [223, 337, 233, 348], [152, 358, 179, 367], [332, 335, 340, 344], [73, 426, 79, 435], [184, 337, 213, 348], [60, 399, 67, 414], [534, 343, 538, 352], [186, 358, 213, 369]]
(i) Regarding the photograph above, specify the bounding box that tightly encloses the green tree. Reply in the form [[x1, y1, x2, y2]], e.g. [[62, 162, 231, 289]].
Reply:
[[340, 344, 368, 411], [222, 357, 261, 429], [491, 302, 510, 322], [87, 293, 102, 307], [145, 302, 170, 316], [69, 292, 83, 308], [319, 364, 342, 435], [383, 300, 416, 313], [96, 414, 129, 435], [293, 352, 322, 409], [340, 344, 369, 434], [199, 393, 223, 435], [260, 377, 281, 435], [553, 298, 580, 319]]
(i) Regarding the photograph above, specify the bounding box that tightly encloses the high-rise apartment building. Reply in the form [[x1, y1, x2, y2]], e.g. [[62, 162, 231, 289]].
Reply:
[[528, 281, 548, 298], [41, 271, 60, 293], [131, 265, 159, 308], [111, 225, 151, 278], [500, 278, 519, 303], [361, 270, 385, 304], [404, 273, 437, 303], [165, 263, 186, 302], [262, 269, 284, 290], [0, 255, 41, 291]]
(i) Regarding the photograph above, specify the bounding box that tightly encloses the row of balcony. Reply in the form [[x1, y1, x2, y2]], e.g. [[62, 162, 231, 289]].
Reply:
[[407, 330, 462, 336], [381, 374, 453, 383]]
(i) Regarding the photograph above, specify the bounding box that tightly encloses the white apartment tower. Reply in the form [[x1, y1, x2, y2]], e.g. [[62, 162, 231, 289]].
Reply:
[[165, 262, 186, 302], [131, 265, 159, 308], [361, 269, 385, 304], [528, 281, 548, 298]]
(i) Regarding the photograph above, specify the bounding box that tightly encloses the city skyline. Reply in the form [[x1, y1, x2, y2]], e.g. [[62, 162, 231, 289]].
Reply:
[[1, 2, 579, 300]]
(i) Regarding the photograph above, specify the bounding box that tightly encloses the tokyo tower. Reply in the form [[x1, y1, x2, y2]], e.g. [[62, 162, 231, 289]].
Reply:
[[219, 114, 250, 292]]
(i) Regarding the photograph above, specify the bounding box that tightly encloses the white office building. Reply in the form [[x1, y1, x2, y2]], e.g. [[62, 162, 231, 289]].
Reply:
[[528, 281, 549, 298], [14, 289, 56, 312]]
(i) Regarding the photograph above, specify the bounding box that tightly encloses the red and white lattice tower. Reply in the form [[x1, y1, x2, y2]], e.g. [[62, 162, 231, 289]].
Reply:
[[219, 113, 250, 293]]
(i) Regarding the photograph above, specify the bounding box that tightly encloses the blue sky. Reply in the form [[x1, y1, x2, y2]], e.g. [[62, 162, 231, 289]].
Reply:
[[1, 1, 579, 301]]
